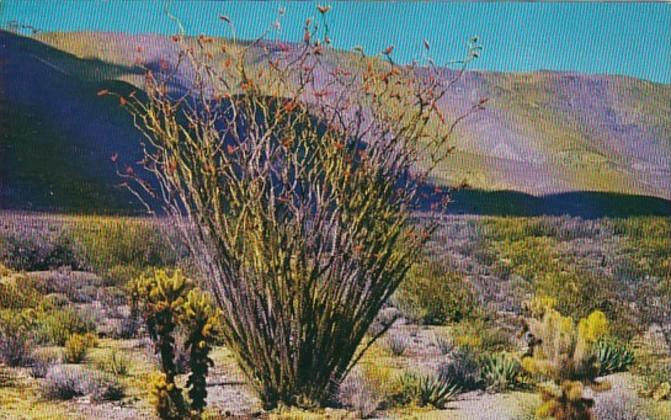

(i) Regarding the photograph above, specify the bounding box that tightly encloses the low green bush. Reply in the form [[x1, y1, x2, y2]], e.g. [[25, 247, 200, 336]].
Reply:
[[534, 270, 638, 340], [69, 218, 178, 273], [451, 318, 512, 353], [36, 307, 96, 346], [395, 262, 478, 325], [338, 368, 383, 418], [103, 264, 144, 287], [96, 350, 130, 376], [535, 270, 613, 320], [0, 275, 42, 310], [0, 309, 35, 366], [63, 334, 89, 363], [42, 293, 69, 308], [632, 338, 671, 401], [492, 236, 559, 282]]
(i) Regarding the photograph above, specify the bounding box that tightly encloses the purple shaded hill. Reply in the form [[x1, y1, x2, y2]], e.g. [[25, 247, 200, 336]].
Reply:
[[1, 30, 669, 216]]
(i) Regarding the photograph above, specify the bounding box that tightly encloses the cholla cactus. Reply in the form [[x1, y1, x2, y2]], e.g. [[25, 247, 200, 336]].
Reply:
[[537, 380, 594, 420], [521, 298, 609, 384], [181, 289, 220, 413], [149, 372, 189, 420], [129, 269, 192, 384], [131, 269, 220, 417]]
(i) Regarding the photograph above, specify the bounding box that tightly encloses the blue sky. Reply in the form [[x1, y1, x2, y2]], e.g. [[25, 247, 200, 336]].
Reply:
[[1, 0, 670, 83]]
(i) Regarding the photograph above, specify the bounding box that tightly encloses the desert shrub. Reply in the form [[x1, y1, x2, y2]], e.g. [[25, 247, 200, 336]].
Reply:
[[480, 352, 525, 392], [389, 371, 461, 409], [384, 331, 410, 357], [482, 217, 603, 242], [344, 362, 396, 414], [42, 365, 82, 400], [113, 314, 142, 339], [439, 346, 484, 391], [469, 240, 498, 267], [609, 217, 669, 238], [79, 303, 106, 327], [63, 333, 89, 363], [537, 380, 594, 420], [534, 269, 628, 326], [71, 285, 98, 304], [120, 6, 482, 408], [83, 331, 99, 348], [338, 369, 383, 418], [0, 366, 15, 388], [0, 230, 81, 271], [30, 270, 72, 296], [433, 333, 454, 355], [103, 264, 144, 287], [0, 275, 42, 309], [631, 338, 671, 401], [36, 306, 96, 345], [492, 236, 559, 281], [43, 365, 124, 401], [0, 309, 34, 366], [42, 293, 69, 308], [612, 255, 645, 283], [69, 218, 177, 273], [32, 270, 106, 302], [481, 218, 540, 242], [43, 233, 80, 270], [30, 348, 61, 378], [451, 318, 512, 353], [367, 308, 400, 338], [395, 262, 478, 325], [83, 370, 126, 402], [0, 263, 11, 276], [636, 276, 671, 353], [592, 388, 646, 420], [96, 350, 130, 376], [98, 286, 128, 309], [595, 339, 634, 376]]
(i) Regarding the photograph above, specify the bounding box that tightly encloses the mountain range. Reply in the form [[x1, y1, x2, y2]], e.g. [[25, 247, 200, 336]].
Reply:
[[1, 30, 669, 216]]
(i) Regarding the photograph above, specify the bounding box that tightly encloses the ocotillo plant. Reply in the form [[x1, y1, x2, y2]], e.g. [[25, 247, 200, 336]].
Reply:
[[114, 6, 483, 408]]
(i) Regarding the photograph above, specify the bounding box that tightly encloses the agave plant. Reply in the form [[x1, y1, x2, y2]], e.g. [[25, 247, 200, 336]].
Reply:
[[596, 340, 634, 376], [394, 371, 461, 409], [418, 373, 462, 408], [480, 352, 524, 392]]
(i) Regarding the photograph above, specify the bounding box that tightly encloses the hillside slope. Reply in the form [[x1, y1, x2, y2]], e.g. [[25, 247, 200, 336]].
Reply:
[[1, 31, 669, 215]]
